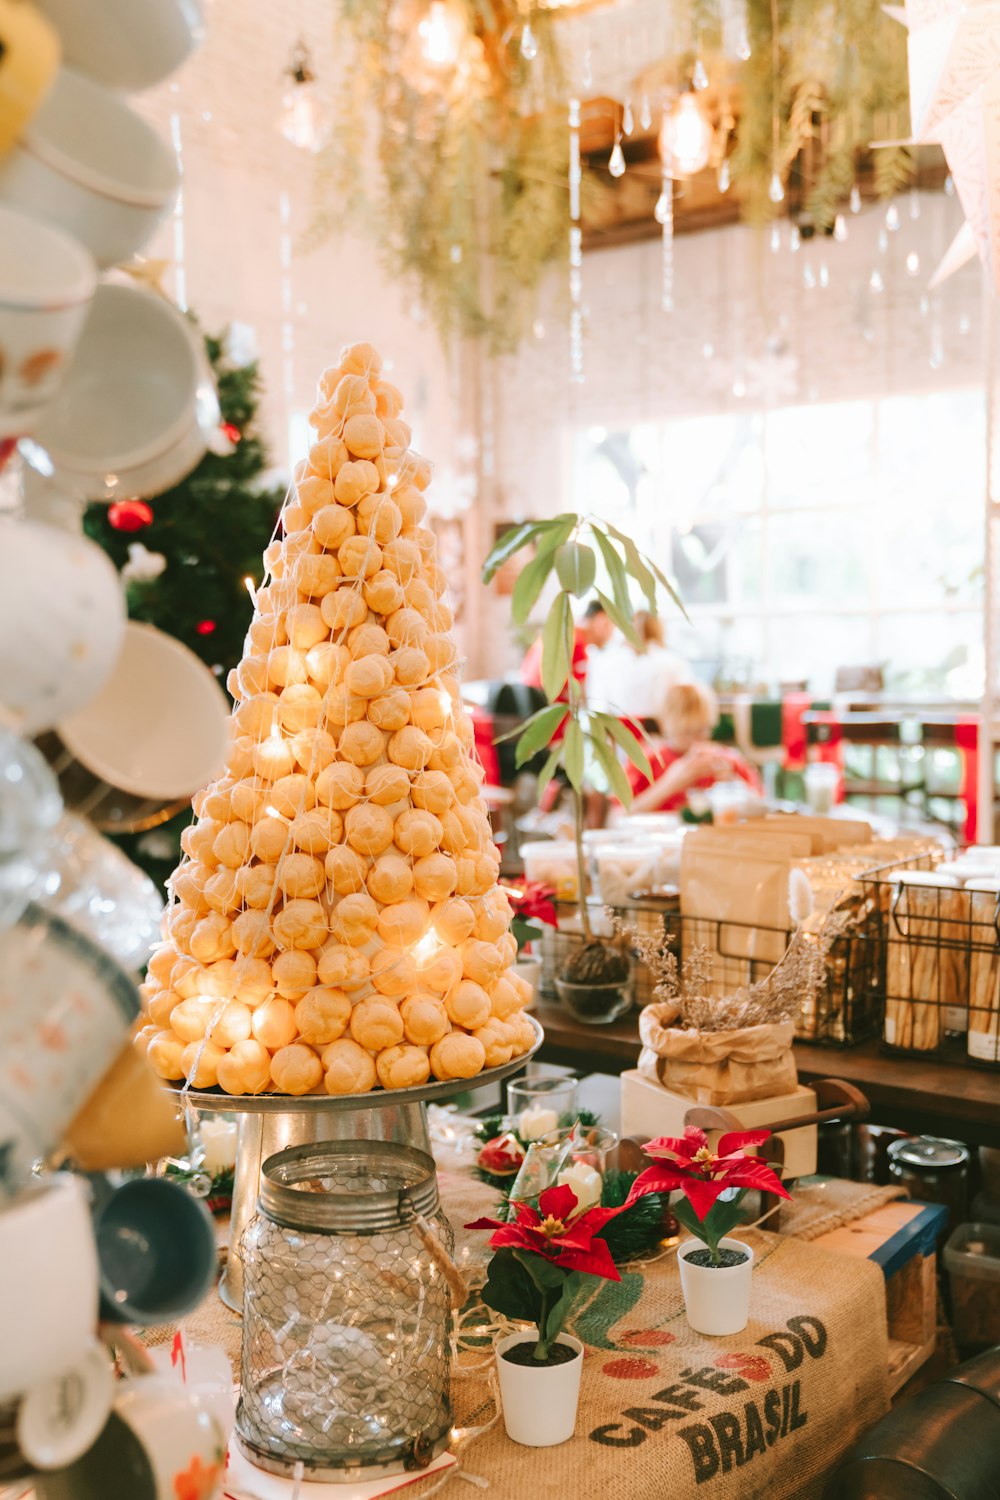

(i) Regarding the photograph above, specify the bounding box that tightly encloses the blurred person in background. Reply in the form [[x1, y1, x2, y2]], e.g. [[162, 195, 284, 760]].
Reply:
[[627, 681, 762, 812], [587, 610, 692, 725], [520, 597, 613, 700]]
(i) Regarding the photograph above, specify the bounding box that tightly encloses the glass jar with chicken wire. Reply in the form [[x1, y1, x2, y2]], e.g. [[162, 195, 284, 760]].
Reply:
[[237, 1140, 454, 1481]]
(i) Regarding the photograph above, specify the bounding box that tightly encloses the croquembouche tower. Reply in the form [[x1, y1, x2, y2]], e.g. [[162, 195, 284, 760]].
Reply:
[[134, 343, 539, 1304], [137, 341, 537, 1100]]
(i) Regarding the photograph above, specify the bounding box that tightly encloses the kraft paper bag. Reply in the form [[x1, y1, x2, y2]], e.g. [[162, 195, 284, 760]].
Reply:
[[681, 833, 810, 969], [638, 1006, 798, 1104]]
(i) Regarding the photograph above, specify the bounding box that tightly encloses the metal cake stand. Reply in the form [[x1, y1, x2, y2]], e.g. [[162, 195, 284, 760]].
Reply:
[[170, 1017, 543, 1310]]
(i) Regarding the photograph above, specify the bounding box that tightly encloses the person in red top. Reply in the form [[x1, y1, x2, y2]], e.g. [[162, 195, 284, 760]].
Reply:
[[626, 681, 763, 813], [520, 598, 614, 700]]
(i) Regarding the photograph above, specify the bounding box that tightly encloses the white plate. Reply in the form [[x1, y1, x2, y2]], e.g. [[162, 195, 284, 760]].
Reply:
[[57, 621, 229, 801]]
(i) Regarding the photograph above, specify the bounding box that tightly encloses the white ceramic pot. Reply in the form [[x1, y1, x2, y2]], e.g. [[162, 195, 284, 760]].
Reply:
[[35, 0, 204, 93], [0, 67, 179, 267], [57, 621, 229, 801], [30, 282, 218, 501], [0, 1174, 99, 1402], [512, 954, 542, 1009], [0, 204, 96, 439], [495, 1331, 584, 1447], [677, 1236, 754, 1336]]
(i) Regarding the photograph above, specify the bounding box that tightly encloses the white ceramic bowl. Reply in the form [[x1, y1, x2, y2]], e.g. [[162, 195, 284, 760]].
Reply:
[[0, 204, 96, 438], [30, 282, 217, 500], [57, 620, 229, 801], [0, 67, 179, 267], [34, 0, 204, 93], [0, 1175, 99, 1401]]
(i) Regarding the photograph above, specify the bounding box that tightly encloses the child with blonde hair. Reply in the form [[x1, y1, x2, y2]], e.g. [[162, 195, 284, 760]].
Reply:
[[627, 681, 762, 812]]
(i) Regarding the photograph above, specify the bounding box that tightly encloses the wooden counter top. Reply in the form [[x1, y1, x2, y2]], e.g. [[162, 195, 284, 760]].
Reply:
[[531, 1001, 1000, 1147]]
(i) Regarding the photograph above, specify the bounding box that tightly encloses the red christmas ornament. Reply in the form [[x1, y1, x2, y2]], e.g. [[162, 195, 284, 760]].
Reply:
[[196, 619, 217, 636], [220, 421, 241, 443], [108, 499, 153, 532]]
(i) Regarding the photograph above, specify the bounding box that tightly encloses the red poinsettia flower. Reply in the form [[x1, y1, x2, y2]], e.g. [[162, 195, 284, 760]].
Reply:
[[477, 1132, 526, 1177], [504, 880, 558, 929], [467, 1182, 624, 1281], [624, 1126, 790, 1221]]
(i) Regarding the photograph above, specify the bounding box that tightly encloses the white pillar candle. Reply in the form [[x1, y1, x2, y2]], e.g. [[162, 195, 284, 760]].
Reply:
[[557, 1160, 603, 1211], [200, 1118, 238, 1174], [518, 1105, 559, 1141]]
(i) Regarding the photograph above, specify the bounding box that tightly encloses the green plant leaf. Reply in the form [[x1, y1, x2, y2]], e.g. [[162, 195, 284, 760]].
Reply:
[[605, 523, 657, 610], [591, 527, 632, 618], [511, 546, 558, 626], [555, 541, 597, 597], [481, 521, 545, 583], [535, 743, 563, 801], [514, 703, 569, 765], [482, 1248, 543, 1323], [596, 589, 641, 649], [540, 591, 572, 701], [592, 711, 652, 780], [646, 559, 690, 622], [562, 718, 585, 791], [588, 734, 634, 805]]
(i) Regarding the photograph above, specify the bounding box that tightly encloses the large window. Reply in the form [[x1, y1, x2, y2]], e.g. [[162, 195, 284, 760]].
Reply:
[[573, 390, 985, 697]]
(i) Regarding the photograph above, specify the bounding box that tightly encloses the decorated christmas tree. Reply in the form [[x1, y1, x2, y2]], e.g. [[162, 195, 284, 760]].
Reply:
[[84, 327, 284, 885], [136, 342, 535, 1097]]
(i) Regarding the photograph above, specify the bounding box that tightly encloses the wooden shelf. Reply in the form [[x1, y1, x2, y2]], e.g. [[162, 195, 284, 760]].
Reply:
[[531, 1001, 1000, 1146]]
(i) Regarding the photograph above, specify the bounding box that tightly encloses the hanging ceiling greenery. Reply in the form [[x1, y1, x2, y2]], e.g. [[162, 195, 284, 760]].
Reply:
[[310, 0, 913, 353]]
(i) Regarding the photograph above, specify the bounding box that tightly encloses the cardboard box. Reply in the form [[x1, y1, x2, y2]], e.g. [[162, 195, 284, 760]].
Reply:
[[620, 1069, 818, 1177]]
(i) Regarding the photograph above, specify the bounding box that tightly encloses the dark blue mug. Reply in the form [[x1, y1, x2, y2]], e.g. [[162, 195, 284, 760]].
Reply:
[[93, 1177, 217, 1326]]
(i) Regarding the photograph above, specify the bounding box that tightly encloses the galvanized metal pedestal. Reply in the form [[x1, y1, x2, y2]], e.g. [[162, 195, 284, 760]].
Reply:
[[172, 1016, 542, 1311]]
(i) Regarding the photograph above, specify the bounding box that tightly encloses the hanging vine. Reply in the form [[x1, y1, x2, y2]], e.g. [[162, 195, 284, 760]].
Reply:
[[308, 0, 913, 353]]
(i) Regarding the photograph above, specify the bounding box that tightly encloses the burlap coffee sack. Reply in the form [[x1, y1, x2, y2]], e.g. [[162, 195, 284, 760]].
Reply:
[[639, 1006, 798, 1104], [777, 1178, 905, 1242], [410, 1229, 889, 1500]]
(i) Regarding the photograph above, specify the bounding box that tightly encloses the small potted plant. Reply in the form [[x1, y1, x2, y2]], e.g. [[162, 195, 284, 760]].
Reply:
[[482, 517, 682, 1024], [626, 1126, 790, 1335], [506, 880, 558, 1005], [467, 1182, 627, 1446]]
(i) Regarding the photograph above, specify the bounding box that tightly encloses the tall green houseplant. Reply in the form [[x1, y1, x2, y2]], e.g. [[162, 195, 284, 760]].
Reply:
[[483, 515, 683, 1015]]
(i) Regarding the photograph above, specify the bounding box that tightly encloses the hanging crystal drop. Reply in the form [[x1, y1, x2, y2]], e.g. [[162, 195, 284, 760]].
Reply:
[[622, 99, 634, 136], [768, 171, 784, 204], [850, 182, 862, 213], [878, 227, 888, 253], [803, 262, 816, 289], [658, 166, 674, 311], [520, 20, 538, 59], [906, 251, 920, 275], [449, 244, 462, 263], [718, 158, 731, 192], [609, 140, 626, 177], [819, 262, 830, 288], [737, 25, 752, 59], [833, 213, 847, 242], [640, 93, 652, 131], [770, 223, 781, 252], [870, 269, 884, 292], [944, 174, 955, 196], [789, 225, 800, 252], [693, 57, 709, 90], [885, 202, 900, 232]]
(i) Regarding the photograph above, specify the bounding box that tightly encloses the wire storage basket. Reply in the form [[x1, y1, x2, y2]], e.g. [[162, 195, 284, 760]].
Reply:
[[861, 857, 1000, 1069], [538, 893, 884, 1046]]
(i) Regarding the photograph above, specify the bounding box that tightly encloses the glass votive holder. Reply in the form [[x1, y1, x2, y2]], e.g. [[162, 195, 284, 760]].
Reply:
[[535, 1125, 619, 1210], [507, 1076, 580, 1141]]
